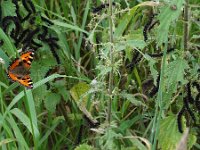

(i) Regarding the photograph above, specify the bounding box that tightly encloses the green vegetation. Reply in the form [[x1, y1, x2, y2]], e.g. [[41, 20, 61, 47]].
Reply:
[[0, 0, 199, 149]]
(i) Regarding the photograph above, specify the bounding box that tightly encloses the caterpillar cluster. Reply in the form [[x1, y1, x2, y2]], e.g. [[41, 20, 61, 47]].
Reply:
[[126, 51, 142, 71], [0, 0, 60, 65], [149, 48, 175, 58], [126, 48, 175, 72], [143, 14, 159, 42], [177, 82, 200, 133], [0, 0, 61, 89], [92, 2, 116, 13], [149, 74, 160, 97]]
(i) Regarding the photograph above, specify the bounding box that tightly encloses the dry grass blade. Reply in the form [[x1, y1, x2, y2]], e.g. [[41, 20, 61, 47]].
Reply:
[[176, 128, 189, 150]]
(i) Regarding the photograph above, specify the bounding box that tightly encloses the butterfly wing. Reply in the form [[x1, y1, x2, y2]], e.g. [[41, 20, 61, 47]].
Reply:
[[7, 50, 34, 89], [17, 74, 33, 89], [19, 50, 34, 69], [8, 72, 33, 89]]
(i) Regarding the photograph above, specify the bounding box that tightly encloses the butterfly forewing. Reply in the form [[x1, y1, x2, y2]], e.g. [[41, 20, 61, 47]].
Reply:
[[20, 51, 34, 69], [7, 50, 35, 89]]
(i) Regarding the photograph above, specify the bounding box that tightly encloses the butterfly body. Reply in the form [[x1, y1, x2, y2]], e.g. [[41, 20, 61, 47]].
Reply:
[[7, 50, 34, 89]]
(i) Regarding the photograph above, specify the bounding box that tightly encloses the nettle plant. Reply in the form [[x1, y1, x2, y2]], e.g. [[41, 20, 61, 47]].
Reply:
[[85, 0, 199, 149]]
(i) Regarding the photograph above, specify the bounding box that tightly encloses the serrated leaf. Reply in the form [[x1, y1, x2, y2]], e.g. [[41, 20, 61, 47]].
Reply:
[[120, 92, 146, 107], [44, 93, 61, 113], [156, 0, 185, 45], [158, 115, 182, 150], [1, 0, 16, 17], [145, 54, 158, 85], [165, 58, 189, 87], [101, 128, 123, 150], [158, 115, 196, 150], [96, 65, 112, 77], [163, 58, 189, 109], [116, 40, 146, 51]]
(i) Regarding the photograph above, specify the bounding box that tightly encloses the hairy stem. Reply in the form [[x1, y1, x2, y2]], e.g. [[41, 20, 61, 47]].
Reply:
[[107, 0, 114, 124], [184, 0, 189, 51]]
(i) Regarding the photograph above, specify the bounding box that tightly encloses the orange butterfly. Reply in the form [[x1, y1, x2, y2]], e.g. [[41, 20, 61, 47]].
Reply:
[[7, 50, 34, 89]]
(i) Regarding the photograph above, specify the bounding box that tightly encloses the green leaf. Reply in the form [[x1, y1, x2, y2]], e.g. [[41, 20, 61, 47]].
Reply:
[[0, 138, 16, 146], [0, 28, 16, 56], [114, 5, 139, 37], [165, 58, 189, 89], [115, 40, 146, 51], [119, 115, 142, 132], [156, 0, 185, 45], [44, 93, 61, 113], [70, 82, 90, 108], [188, 133, 197, 149], [158, 115, 182, 150], [38, 116, 64, 146], [24, 90, 40, 143], [1, 74, 66, 125], [0, 48, 10, 68], [145, 54, 158, 85], [96, 65, 112, 78], [101, 128, 123, 150], [10, 108, 40, 137], [52, 20, 89, 34], [1, 0, 16, 17], [120, 92, 146, 107], [75, 144, 94, 150], [70, 82, 90, 101], [162, 58, 189, 108], [158, 115, 196, 150], [5, 115, 29, 149]]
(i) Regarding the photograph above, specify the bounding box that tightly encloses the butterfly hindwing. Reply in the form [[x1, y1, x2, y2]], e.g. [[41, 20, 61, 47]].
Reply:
[[7, 50, 34, 89], [18, 74, 33, 89]]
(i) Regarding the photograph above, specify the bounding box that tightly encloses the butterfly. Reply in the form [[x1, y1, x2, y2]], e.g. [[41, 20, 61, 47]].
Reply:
[[7, 50, 34, 89]]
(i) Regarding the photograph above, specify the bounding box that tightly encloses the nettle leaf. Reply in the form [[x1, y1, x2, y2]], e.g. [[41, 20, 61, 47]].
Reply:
[[163, 58, 189, 109], [145, 54, 158, 85], [44, 93, 61, 113], [96, 65, 112, 78], [31, 52, 57, 103], [158, 115, 196, 150], [53, 80, 69, 102], [101, 128, 123, 150], [156, 0, 185, 45], [158, 115, 182, 150], [162, 82, 177, 109], [115, 40, 146, 51], [120, 92, 146, 107], [1, 0, 16, 17], [165, 58, 189, 89]]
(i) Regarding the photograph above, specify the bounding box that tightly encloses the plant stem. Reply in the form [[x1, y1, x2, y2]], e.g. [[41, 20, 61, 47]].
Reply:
[[184, 0, 189, 51], [107, 0, 114, 124]]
